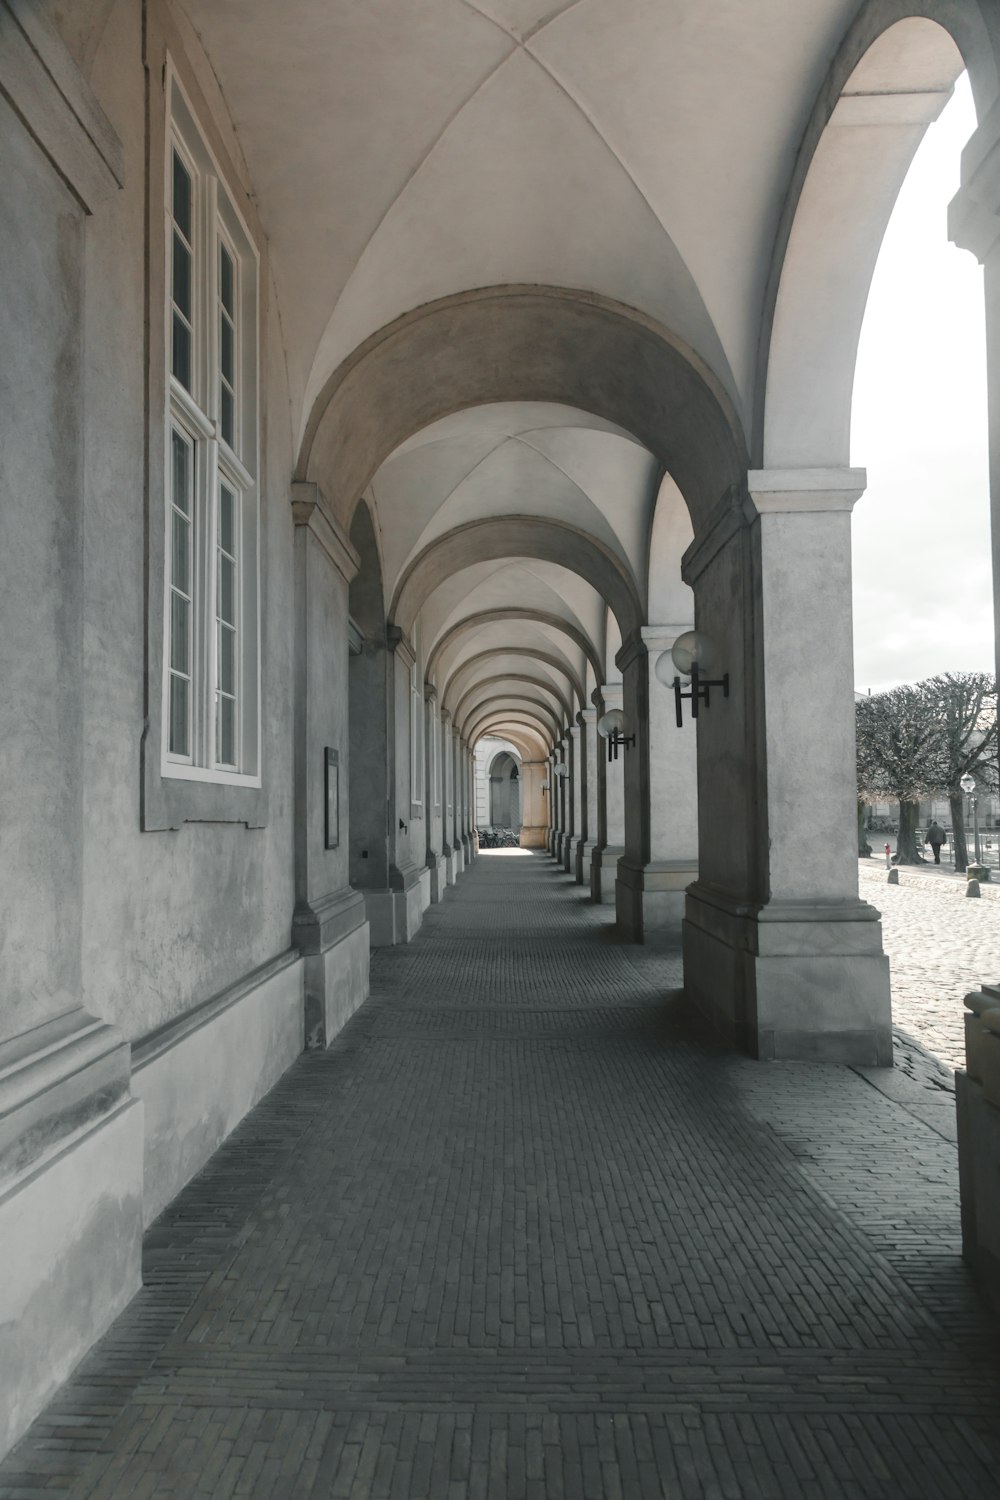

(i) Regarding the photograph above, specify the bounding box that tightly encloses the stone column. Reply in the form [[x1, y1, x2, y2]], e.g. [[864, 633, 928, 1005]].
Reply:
[[682, 471, 891, 1063], [561, 731, 576, 872], [440, 711, 456, 884], [290, 487, 371, 1032], [950, 110, 1000, 1304], [576, 709, 599, 885], [568, 720, 586, 882], [591, 686, 625, 904], [424, 686, 446, 902], [615, 626, 698, 941], [459, 739, 472, 863], [519, 760, 548, 847]]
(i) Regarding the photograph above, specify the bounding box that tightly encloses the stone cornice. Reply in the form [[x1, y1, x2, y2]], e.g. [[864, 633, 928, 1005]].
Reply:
[[291, 482, 360, 583], [0, 0, 124, 212], [745, 467, 866, 518], [386, 624, 417, 669]]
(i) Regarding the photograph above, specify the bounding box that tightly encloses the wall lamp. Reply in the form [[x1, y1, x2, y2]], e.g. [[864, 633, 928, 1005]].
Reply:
[[552, 761, 569, 780], [655, 630, 729, 728], [598, 708, 634, 762]]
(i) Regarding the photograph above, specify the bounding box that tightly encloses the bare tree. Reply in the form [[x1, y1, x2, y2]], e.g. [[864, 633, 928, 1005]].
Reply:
[[855, 686, 942, 863], [920, 672, 998, 872]]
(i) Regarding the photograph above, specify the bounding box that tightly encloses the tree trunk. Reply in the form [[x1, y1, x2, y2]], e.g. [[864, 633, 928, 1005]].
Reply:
[[857, 800, 871, 856], [896, 799, 923, 864], [949, 791, 968, 873]]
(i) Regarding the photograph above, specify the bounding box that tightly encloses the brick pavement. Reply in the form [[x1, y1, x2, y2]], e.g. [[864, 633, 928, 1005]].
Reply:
[[3, 851, 1000, 1499]]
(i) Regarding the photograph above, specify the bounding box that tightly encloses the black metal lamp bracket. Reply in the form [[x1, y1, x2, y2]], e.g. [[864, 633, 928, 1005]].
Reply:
[[673, 662, 730, 728]]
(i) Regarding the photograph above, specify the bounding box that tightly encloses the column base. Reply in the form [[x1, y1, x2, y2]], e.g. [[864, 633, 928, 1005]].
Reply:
[[590, 845, 624, 905], [957, 1070, 1000, 1310], [562, 836, 573, 874], [570, 836, 589, 884], [0, 1011, 143, 1461], [364, 865, 431, 946], [958, 990, 1000, 1310], [427, 852, 447, 903], [683, 882, 892, 1064], [615, 858, 696, 942], [519, 824, 547, 849], [292, 887, 370, 1047]]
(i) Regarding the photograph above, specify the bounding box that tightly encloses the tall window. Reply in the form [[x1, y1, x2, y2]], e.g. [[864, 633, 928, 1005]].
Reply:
[[163, 78, 260, 784]]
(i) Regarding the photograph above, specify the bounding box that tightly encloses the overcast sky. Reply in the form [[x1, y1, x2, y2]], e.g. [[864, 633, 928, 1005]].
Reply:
[[851, 73, 989, 694]]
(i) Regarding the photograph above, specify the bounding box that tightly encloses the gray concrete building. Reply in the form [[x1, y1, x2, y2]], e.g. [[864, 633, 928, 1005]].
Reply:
[[3, 0, 1000, 1479]]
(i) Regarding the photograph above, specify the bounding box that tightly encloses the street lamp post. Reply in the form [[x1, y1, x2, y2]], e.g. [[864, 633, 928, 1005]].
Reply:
[[960, 773, 982, 865]]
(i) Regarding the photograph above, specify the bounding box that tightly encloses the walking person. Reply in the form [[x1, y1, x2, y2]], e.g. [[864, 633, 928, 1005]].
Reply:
[[926, 820, 946, 865]]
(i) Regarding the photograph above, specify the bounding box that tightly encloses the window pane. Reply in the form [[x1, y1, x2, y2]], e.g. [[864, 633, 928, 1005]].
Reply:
[[171, 431, 191, 516], [169, 674, 189, 757], [217, 694, 236, 766], [220, 317, 234, 384], [170, 592, 190, 671], [220, 385, 234, 447], [172, 512, 190, 595], [218, 622, 235, 695], [172, 313, 191, 390], [219, 486, 235, 554], [219, 553, 235, 625], [220, 245, 234, 314], [172, 233, 191, 318], [172, 151, 191, 242]]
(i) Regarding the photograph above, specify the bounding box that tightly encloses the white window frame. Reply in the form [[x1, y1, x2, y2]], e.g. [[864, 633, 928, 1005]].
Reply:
[[161, 69, 261, 789]]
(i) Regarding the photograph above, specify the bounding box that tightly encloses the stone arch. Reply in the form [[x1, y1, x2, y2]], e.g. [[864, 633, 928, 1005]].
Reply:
[[757, 8, 988, 467], [463, 693, 562, 742], [442, 649, 586, 717], [453, 674, 574, 734], [390, 518, 644, 643], [467, 707, 556, 748], [487, 749, 521, 830], [427, 609, 604, 689], [298, 286, 746, 536]]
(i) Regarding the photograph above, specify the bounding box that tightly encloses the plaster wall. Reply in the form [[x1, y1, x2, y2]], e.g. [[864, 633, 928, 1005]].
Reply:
[[79, 7, 299, 1045], [0, 92, 85, 1046]]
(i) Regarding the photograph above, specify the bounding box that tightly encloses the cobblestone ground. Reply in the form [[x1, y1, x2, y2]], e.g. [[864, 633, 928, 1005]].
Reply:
[[4, 852, 1000, 1500], [858, 861, 1000, 1075]]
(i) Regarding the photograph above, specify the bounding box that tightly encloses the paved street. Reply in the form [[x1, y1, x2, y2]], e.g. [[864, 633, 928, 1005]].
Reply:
[[3, 851, 999, 1499], [859, 861, 1000, 1073]]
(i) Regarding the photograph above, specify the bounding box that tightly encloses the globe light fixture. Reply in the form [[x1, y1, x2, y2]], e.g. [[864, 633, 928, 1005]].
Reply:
[[597, 707, 634, 762], [552, 761, 569, 779], [654, 630, 730, 728]]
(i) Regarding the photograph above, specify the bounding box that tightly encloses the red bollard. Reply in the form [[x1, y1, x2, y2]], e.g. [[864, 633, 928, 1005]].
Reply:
[[884, 842, 891, 869]]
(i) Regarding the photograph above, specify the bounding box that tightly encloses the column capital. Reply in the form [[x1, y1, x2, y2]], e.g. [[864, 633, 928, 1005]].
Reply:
[[601, 683, 624, 710], [569, 723, 582, 742], [423, 683, 438, 704], [440, 708, 452, 726], [579, 707, 598, 724], [291, 482, 361, 582], [949, 99, 1000, 263], [745, 468, 866, 518], [386, 623, 417, 668], [641, 624, 694, 653]]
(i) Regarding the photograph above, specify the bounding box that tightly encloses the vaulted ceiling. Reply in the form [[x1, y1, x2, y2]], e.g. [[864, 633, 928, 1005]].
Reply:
[[179, 0, 971, 754]]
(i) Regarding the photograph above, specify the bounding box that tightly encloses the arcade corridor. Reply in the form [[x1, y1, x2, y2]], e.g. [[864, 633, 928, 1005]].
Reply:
[[2, 852, 999, 1499]]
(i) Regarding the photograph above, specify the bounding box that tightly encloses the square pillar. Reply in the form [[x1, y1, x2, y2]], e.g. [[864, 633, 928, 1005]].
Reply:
[[615, 626, 698, 942], [575, 709, 598, 884], [682, 472, 891, 1064], [590, 686, 624, 905]]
